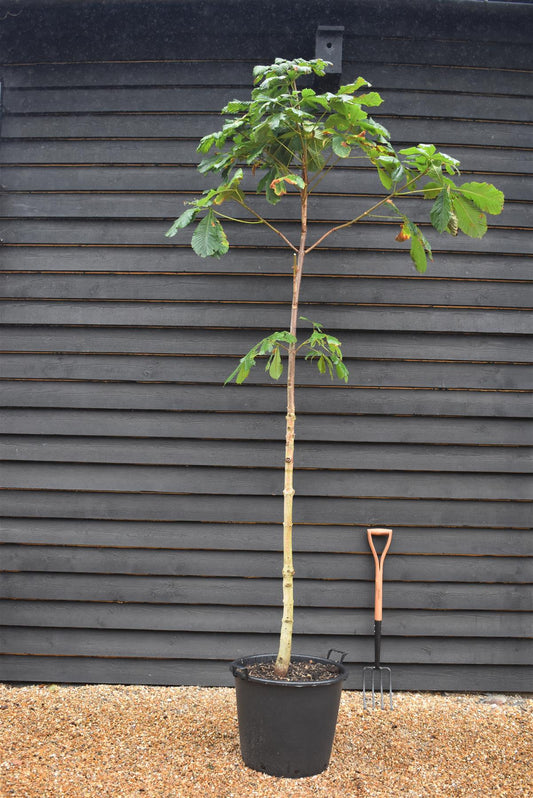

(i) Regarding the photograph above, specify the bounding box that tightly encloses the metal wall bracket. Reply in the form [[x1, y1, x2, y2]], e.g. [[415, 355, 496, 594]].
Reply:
[[315, 26, 344, 91], [315, 25, 344, 75]]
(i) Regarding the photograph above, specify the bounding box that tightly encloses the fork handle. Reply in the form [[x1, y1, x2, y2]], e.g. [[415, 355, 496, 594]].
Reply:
[[367, 528, 393, 622]]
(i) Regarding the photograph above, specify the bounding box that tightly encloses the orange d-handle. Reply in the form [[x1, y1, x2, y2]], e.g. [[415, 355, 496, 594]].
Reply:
[[367, 528, 393, 622]]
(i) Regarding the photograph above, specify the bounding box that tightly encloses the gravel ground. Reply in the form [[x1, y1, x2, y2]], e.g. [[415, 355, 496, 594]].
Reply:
[[0, 683, 531, 797]]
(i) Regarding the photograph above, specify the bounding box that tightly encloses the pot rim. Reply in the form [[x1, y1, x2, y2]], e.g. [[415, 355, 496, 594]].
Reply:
[[230, 652, 348, 687]]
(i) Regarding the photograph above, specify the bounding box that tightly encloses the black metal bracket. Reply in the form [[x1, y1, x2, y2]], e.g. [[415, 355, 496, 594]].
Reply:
[[327, 648, 348, 664], [315, 25, 344, 90]]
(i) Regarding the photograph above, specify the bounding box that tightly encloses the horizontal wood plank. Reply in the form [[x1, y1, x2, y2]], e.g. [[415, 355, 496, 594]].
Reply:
[[1, 490, 531, 527], [1, 436, 530, 474], [1, 272, 531, 309], [1, 409, 530, 445], [3, 328, 531, 363], [1, 219, 528, 255], [3, 60, 531, 96], [1, 193, 528, 230], [1, 247, 531, 280], [0, 655, 529, 690], [2, 353, 531, 391], [3, 116, 533, 152], [1, 140, 528, 174], [1, 166, 530, 205], [3, 462, 532, 501], [1, 303, 532, 335], [1, 381, 530, 417], [6, 85, 532, 122], [3, 545, 531, 582], [1, 518, 530, 556], [1, 627, 531, 665], [2, 601, 528, 638], [1, 573, 531, 610]]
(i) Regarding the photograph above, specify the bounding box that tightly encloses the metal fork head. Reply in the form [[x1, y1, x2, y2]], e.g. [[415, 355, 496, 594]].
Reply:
[[362, 665, 393, 710]]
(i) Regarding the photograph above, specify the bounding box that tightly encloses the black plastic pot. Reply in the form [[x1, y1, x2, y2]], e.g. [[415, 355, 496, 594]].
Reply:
[[230, 652, 348, 778]]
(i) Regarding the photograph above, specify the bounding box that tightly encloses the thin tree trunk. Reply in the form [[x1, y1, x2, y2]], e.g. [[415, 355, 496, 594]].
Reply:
[[274, 182, 308, 677]]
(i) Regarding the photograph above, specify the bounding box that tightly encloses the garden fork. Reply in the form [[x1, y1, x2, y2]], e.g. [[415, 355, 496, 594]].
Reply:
[[363, 527, 393, 709]]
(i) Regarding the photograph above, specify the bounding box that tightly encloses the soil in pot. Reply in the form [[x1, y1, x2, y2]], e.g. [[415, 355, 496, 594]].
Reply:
[[247, 659, 340, 682]]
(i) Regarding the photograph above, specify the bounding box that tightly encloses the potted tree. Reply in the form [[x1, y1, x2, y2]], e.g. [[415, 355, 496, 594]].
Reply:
[[166, 57, 504, 777]]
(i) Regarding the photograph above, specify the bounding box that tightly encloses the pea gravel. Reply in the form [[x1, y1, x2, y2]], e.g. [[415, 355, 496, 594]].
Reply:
[[0, 684, 531, 797]]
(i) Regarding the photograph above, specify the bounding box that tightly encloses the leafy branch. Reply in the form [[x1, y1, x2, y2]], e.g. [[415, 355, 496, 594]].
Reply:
[[224, 319, 349, 386], [224, 330, 297, 384], [299, 317, 349, 382]]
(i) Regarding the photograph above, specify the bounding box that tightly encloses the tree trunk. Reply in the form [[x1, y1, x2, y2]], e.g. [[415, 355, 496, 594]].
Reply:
[[274, 185, 308, 677]]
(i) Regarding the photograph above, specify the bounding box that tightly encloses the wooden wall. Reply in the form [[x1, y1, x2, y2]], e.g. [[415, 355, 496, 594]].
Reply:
[[0, 0, 531, 690]]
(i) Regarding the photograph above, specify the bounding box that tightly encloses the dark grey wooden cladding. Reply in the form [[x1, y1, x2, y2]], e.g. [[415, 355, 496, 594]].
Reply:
[[1, 0, 532, 690]]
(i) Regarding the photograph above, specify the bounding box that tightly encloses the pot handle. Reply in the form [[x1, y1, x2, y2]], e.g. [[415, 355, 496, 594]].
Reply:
[[327, 649, 348, 664], [230, 663, 249, 680]]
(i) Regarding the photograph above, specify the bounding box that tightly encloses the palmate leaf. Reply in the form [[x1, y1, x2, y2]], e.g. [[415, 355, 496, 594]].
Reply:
[[458, 182, 504, 215], [191, 210, 229, 258]]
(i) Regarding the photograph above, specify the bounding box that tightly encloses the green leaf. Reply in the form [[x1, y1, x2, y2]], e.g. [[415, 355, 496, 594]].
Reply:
[[458, 182, 504, 215], [358, 118, 390, 140], [197, 134, 217, 154], [422, 181, 443, 200], [165, 207, 197, 237], [270, 173, 306, 193], [338, 77, 370, 94], [258, 330, 296, 355], [224, 330, 295, 385], [332, 136, 352, 158], [224, 360, 249, 386], [451, 194, 488, 239], [334, 360, 349, 382], [252, 64, 269, 82], [299, 315, 323, 330], [391, 161, 405, 183], [376, 167, 392, 190], [222, 99, 250, 113], [430, 189, 452, 234], [357, 91, 383, 107], [267, 348, 283, 380], [410, 236, 427, 273], [191, 210, 229, 258]]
